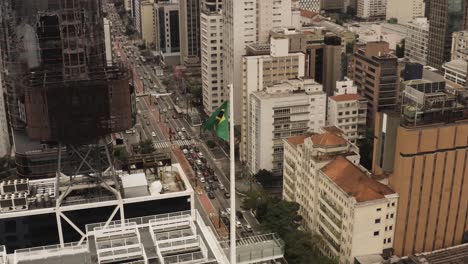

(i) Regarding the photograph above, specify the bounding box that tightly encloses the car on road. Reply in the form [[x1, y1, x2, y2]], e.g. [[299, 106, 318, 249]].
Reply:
[[224, 192, 231, 198], [195, 159, 202, 166], [226, 208, 231, 215], [143, 114, 147, 119], [196, 171, 202, 177], [208, 178, 214, 184], [208, 192, 215, 199], [200, 157, 207, 163], [236, 221, 242, 228], [245, 224, 253, 232], [218, 183, 225, 190], [204, 185, 211, 192], [199, 177, 205, 183], [213, 176, 219, 182], [182, 149, 188, 155], [181, 127, 186, 132], [198, 152, 204, 158], [151, 132, 156, 137]]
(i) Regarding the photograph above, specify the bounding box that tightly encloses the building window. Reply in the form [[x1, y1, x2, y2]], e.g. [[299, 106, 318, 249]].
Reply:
[[375, 218, 381, 224], [374, 231, 379, 236], [376, 208, 381, 212]]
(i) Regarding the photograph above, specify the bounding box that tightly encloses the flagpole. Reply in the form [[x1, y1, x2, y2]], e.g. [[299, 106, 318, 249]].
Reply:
[[228, 84, 236, 264]]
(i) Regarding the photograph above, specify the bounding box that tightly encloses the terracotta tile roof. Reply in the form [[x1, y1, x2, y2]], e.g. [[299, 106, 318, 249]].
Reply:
[[287, 134, 310, 145], [300, 9, 318, 19], [322, 126, 344, 134], [310, 132, 347, 147], [321, 156, 395, 202], [329, 94, 363, 102]]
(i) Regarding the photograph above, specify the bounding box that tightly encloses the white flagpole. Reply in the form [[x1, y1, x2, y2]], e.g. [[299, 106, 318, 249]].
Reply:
[[228, 84, 236, 264]]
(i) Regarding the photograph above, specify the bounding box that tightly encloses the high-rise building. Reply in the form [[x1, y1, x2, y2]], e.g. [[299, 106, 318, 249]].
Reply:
[[240, 40, 305, 167], [350, 41, 399, 126], [298, 0, 344, 12], [283, 128, 398, 263], [0, 53, 10, 158], [179, 0, 201, 66], [427, 0, 467, 70], [357, 0, 387, 20], [155, 0, 181, 65], [404, 17, 429, 65], [323, 36, 344, 96], [298, 0, 321, 12], [372, 79, 468, 256], [0, 0, 135, 178], [248, 79, 326, 175], [201, 8, 225, 115], [386, 0, 425, 24], [223, 0, 292, 124], [140, 0, 156, 46]]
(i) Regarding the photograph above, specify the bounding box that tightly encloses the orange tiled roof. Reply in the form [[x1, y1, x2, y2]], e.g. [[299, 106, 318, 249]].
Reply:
[[300, 9, 318, 19], [321, 156, 395, 202], [310, 132, 347, 146], [329, 94, 363, 102], [287, 134, 310, 145], [322, 126, 344, 134]]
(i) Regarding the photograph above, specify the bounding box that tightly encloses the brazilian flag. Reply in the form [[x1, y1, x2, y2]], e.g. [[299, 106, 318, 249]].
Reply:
[[203, 101, 229, 142]]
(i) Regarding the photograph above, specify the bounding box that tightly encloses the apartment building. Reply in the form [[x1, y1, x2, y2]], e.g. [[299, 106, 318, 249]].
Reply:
[[451, 30, 468, 60], [327, 94, 367, 144], [248, 79, 326, 175], [372, 80, 468, 256], [283, 129, 398, 264], [155, 0, 180, 65], [240, 39, 305, 165], [0, 53, 10, 157], [201, 11, 224, 115], [386, 0, 425, 24], [404, 17, 429, 65], [179, 0, 201, 66], [223, 0, 292, 124], [357, 0, 387, 20], [349, 41, 399, 126]]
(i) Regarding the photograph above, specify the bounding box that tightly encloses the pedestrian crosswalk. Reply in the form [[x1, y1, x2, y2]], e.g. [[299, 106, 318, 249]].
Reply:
[[152, 139, 198, 149]]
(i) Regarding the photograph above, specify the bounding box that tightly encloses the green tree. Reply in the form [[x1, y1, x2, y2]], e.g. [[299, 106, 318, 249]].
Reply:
[[206, 140, 216, 149], [346, 41, 355, 54], [139, 139, 155, 154], [387, 18, 398, 24], [254, 169, 275, 186]]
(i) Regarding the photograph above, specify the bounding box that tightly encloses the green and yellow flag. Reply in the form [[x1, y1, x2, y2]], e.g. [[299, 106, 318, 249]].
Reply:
[[203, 101, 229, 142]]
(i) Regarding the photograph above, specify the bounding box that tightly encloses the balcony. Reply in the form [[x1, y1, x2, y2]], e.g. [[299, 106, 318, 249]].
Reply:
[[318, 206, 342, 234], [320, 195, 343, 216]]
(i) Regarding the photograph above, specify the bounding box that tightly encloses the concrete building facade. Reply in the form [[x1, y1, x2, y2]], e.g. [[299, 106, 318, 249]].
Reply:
[[239, 41, 305, 167], [327, 94, 367, 144], [350, 41, 399, 126], [223, 0, 292, 125], [0, 54, 10, 157], [372, 80, 468, 256], [248, 79, 326, 175], [405, 17, 429, 65], [357, 0, 387, 20], [179, 0, 201, 65], [427, 0, 467, 70], [140, 0, 156, 46], [442, 59, 467, 87], [201, 11, 225, 115], [386, 0, 425, 24], [451, 30, 468, 60], [283, 129, 398, 264]]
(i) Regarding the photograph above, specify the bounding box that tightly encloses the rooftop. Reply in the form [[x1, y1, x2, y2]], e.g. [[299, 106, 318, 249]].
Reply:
[[286, 134, 311, 146], [0, 165, 190, 217], [329, 93, 363, 102], [3, 210, 226, 264], [398, 243, 468, 264], [310, 132, 348, 147], [321, 156, 395, 202], [442, 59, 467, 72]]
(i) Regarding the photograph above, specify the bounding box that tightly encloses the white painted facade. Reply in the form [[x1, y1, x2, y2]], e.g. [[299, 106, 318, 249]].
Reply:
[[442, 59, 467, 87], [386, 0, 425, 24], [223, 0, 293, 125], [404, 17, 429, 65], [103, 18, 113, 66], [283, 133, 398, 264], [357, 0, 387, 20], [240, 49, 305, 165], [327, 94, 367, 144], [248, 79, 326, 174], [335, 77, 357, 95], [201, 11, 225, 115]]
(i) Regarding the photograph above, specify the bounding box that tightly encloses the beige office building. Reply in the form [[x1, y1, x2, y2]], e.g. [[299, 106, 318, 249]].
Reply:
[[373, 79, 468, 256], [386, 0, 425, 24]]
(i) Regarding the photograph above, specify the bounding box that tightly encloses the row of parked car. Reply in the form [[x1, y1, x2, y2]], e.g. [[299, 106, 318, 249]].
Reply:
[[180, 145, 230, 200]]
